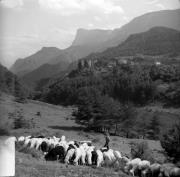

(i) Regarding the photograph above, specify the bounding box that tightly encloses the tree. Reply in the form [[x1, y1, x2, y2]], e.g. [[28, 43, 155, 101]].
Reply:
[[147, 114, 160, 140], [131, 141, 154, 162], [74, 87, 123, 132], [137, 119, 148, 139], [121, 104, 137, 138], [160, 121, 180, 162]]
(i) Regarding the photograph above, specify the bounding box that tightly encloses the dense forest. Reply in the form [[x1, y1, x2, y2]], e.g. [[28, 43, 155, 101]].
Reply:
[[38, 62, 180, 138], [1, 26, 180, 141], [0, 64, 27, 99]]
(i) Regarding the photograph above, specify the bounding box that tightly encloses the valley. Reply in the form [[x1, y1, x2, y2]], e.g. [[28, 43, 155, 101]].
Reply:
[[0, 7, 180, 177]]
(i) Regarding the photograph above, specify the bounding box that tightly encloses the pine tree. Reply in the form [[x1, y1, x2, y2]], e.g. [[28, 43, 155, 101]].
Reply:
[[137, 118, 148, 139], [121, 104, 137, 138], [161, 121, 180, 162], [147, 113, 160, 140]]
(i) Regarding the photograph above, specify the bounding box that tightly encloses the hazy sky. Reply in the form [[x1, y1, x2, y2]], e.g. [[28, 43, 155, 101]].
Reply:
[[0, 0, 179, 68]]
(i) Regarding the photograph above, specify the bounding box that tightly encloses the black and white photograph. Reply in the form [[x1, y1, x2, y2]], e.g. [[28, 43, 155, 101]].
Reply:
[[0, 0, 180, 176]]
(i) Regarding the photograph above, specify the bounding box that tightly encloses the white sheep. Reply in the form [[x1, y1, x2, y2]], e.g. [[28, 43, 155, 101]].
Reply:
[[103, 149, 116, 166], [113, 150, 122, 164], [124, 158, 142, 176], [29, 138, 39, 149], [138, 160, 151, 170], [72, 143, 89, 165], [73, 144, 87, 166], [23, 136, 32, 148], [64, 148, 75, 164], [17, 136, 25, 142], [96, 149, 104, 167], [86, 146, 95, 165]]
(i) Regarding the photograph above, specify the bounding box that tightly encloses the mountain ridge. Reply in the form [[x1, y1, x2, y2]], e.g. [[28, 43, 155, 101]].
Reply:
[[10, 47, 62, 75], [10, 9, 180, 83], [83, 26, 180, 61]]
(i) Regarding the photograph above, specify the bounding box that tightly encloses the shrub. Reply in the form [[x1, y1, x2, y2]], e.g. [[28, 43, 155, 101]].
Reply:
[[92, 137, 101, 144], [0, 120, 12, 136], [14, 96, 27, 103], [131, 141, 154, 162], [160, 121, 180, 163], [17, 145, 43, 159], [13, 110, 35, 129], [0, 127, 10, 136]]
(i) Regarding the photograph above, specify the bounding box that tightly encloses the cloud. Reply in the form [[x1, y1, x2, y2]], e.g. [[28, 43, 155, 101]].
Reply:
[[0, 35, 41, 67], [94, 16, 102, 22], [38, 0, 83, 15], [88, 23, 94, 28], [0, 0, 125, 18], [156, 3, 165, 9], [38, 0, 124, 16], [146, 0, 159, 5], [0, 0, 23, 8], [122, 16, 129, 22], [145, 0, 166, 10]]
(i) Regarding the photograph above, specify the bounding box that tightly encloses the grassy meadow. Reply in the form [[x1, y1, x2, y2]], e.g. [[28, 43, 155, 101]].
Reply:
[[0, 93, 179, 177]]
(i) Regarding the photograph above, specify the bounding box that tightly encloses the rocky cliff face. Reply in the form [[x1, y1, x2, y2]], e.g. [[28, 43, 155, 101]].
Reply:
[[71, 28, 112, 46]]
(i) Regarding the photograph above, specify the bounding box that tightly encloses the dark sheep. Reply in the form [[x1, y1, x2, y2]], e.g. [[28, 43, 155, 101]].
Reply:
[[40, 141, 51, 153], [29, 136, 35, 139], [36, 135, 45, 138], [74, 141, 80, 148], [141, 168, 152, 177], [100, 147, 109, 152], [66, 144, 76, 152], [45, 146, 65, 162], [91, 150, 98, 166], [150, 163, 161, 177], [87, 142, 92, 146]]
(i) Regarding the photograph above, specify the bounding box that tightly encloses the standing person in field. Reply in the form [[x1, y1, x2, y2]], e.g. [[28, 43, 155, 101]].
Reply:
[[104, 131, 110, 150]]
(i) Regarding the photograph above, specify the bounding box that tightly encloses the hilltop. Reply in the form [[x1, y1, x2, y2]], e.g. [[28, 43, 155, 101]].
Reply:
[[83, 26, 180, 61]]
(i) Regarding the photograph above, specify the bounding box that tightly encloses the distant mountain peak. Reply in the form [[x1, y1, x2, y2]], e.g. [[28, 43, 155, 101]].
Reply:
[[10, 47, 62, 75], [41, 46, 60, 51], [71, 28, 112, 46]]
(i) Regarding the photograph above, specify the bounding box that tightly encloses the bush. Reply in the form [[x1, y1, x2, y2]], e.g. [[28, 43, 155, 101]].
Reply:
[[14, 96, 27, 103], [17, 145, 43, 159], [160, 121, 180, 163], [92, 137, 101, 144], [0, 120, 12, 136], [131, 141, 154, 162], [13, 110, 35, 129], [0, 127, 10, 136]]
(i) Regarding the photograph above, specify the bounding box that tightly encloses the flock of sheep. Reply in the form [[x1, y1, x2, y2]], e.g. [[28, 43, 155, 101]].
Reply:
[[17, 135, 180, 177]]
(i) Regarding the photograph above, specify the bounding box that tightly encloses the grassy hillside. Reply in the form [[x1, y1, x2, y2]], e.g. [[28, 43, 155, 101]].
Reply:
[[0, 93, 174, 153], [2, 92, 178, 176], [15, 151, 128, 177]]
